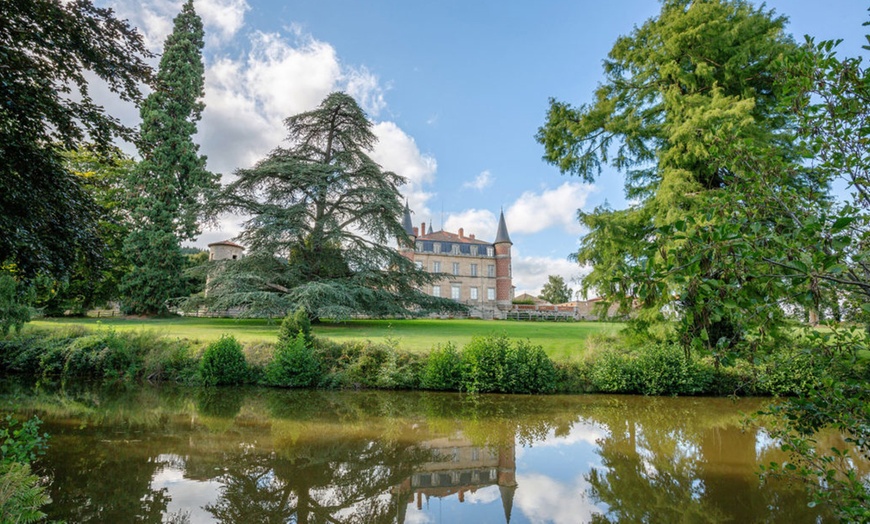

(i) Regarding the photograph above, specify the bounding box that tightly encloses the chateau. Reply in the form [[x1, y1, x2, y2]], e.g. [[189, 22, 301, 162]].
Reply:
[[399, 204, 514, 317]]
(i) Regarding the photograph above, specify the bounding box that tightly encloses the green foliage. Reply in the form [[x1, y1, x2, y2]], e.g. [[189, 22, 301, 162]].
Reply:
[[588, 343, 712, 396], [422, 343, 462, 390], [123, 0, 217, 315], [265, 333, 321, 388], [537, 0, 805, 356], [0, 416, 48, 466], [539, 275, 572, 304], [459, 334, 556, 394], [196, 92, 464, 320], [0, 275, 31, 336], [278, 307, 312, 346], [0, 462, 50, 524], [0, 327, 198, 383], [0, 0, 152, 284], [37, 147, 135, 316], [200, 335, 248, 386]]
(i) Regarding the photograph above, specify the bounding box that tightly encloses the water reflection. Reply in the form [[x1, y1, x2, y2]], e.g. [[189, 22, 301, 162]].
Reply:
[[0, 379, 844, 523]]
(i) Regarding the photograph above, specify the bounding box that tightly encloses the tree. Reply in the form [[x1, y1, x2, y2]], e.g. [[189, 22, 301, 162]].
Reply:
[[0, 0, 152, 283], [539, 275, 572, 304], [537, 0, 809, 355], [196, 92, 463, 320], [121, 0, 218, 315], [35, 147, 135, 316]]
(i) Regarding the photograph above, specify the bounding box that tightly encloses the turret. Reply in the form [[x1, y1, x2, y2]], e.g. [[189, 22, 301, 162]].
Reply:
[[399, 201, 416, 260], [494, 210, 513, 310]]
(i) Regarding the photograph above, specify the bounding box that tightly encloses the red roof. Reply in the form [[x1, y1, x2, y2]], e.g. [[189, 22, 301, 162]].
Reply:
[[207, 240, 244, 249], [418, 230, 491, 245]]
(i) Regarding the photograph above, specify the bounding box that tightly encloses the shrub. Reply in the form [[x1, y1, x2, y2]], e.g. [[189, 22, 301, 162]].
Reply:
[[422, 343, 462, 391], [1, 416, 48, 466], [375, 350, 424, 390], [265, 333, 322, 388], [0, 275, 31, 337], [278, 307, 312, 346], [634, 343, 713, 396], [459, 335, 556, 394], [200, 335, 248, 386], [588, 348, 638, 393]]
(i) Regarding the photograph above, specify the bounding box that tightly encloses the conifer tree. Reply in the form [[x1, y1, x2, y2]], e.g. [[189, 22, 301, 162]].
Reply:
[[122, 0, 217, 315], [194, 92, 463, 320]]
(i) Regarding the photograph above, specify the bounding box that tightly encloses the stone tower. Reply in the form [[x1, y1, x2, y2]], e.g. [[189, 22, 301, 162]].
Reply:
[[399, 201, 416, 261], [494, 210, 513, 310]]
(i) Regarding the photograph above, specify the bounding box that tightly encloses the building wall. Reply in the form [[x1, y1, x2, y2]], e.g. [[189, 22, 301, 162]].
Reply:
[[209, 244, 243, 261]]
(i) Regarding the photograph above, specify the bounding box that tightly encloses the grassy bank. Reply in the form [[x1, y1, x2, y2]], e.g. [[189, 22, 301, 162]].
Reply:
[[28, 317, 622, 360]]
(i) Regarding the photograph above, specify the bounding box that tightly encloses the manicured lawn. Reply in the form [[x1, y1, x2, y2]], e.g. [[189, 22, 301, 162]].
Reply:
[[27, 317, 623, 360]]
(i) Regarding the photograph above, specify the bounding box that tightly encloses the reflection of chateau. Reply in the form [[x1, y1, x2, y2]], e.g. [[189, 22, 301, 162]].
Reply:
[[392, 433, 517, 523]]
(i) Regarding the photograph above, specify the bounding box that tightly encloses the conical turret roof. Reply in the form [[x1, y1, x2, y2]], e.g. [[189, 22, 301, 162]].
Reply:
[[494, 210, 512, 244], [402, 201, 415, 237]]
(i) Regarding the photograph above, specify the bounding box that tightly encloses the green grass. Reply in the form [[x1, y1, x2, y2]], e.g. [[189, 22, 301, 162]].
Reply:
[[27, 317, 623, 360]]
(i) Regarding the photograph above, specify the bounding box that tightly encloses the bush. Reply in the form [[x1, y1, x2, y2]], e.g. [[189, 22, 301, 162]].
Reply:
[[0, 275, 31, 337], [278, 307, 312, 346], [588, 348, 637, 393], [200, 335, 248, 386], [265, 333, 321, 388], [634, 343, 712, 396], [459, 334, 555, 394], [422, 343, 462, 391]]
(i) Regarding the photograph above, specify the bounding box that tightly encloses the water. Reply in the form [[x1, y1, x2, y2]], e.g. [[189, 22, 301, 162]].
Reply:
[[0, 379, 840, 523]]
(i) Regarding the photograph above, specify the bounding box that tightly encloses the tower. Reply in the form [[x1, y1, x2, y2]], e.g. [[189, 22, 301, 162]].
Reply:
[[399, 201, 416, 261], [494, 210, 512, 310]]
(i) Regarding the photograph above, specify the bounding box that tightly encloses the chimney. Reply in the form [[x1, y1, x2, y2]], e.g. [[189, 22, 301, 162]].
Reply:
[[413, 226, 419, 236], [421, 222, 426, 235], [459, 228, 464, 238], [469, 234, 475, 240]]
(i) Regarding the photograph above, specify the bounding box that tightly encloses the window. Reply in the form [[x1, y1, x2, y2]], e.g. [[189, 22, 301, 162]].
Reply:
[[451, 285, 461, 300], [452, 262, 460, 275], [432, 261, 441, 272], [486, 246, 494, 257], [470, 287, 478, 300], [415, 261, 423, 270], [451, 244, 460, 254], [470, 263, 478, 277], [434, 242, 441, 253], [432, 285, 441, 297], [487, 264, 495, 277], [487, 287, 495, 301], [471, 245, 478, 256]]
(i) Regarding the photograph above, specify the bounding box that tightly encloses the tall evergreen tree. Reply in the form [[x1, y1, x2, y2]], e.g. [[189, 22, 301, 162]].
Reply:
[[192, 92, 463, 320], [537, 0, 816, 354], [122, 0, 217, 315]]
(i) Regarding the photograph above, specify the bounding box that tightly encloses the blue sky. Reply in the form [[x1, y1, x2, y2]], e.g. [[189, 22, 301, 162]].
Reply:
[[101, 0, 867, 295]]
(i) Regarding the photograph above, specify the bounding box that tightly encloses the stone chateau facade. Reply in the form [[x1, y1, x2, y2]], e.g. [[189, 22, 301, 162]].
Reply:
[[399, 204, 514, 317]]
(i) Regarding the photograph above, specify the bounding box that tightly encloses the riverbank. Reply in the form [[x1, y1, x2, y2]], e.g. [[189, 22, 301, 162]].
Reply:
[[0, 322, 839, 396]]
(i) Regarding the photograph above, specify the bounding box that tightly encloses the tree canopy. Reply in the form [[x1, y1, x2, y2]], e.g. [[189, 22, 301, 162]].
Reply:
[[197, 92, 463, 319], [537, 0, 812, 354], [0, 0, 152, 282], [539, 275, 572, 305], [121, 0, 217, 315]]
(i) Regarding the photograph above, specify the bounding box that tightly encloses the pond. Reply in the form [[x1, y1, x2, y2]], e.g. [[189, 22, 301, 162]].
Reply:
[[0, 379, 842, 523]]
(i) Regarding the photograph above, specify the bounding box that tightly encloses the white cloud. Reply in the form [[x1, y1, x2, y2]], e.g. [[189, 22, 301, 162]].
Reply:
[[506, 181, 596, 235], [370, 121, 438, 219], [511, 250, 589, 298], [443, 209, 497, 240], [197, 0, 249, 43], [462, 170, 493, 191], [344, 66, 387, 116]]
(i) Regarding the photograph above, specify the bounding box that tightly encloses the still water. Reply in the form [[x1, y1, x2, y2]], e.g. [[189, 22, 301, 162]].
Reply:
[[0, 379, 839, 523]]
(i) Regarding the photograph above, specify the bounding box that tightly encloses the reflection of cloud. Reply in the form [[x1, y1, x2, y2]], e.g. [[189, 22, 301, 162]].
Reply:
[[465, 485, 500, 504], [515, 472, 604, 524], [151, 460, 222, 524], [404, 509, 435, 524]]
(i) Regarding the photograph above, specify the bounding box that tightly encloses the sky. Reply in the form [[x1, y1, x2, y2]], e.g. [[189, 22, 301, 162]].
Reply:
[[97, 0, 868, 296]]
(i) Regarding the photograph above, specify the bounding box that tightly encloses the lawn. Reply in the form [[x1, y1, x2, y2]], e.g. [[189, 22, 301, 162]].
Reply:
[[27, 317, 623, 360]]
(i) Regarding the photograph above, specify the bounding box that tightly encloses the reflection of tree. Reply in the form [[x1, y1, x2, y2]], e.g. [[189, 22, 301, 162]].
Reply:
[[203, 434, 433, 523], [41, 426, 171, 523], [585, 398, 828, 523]]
